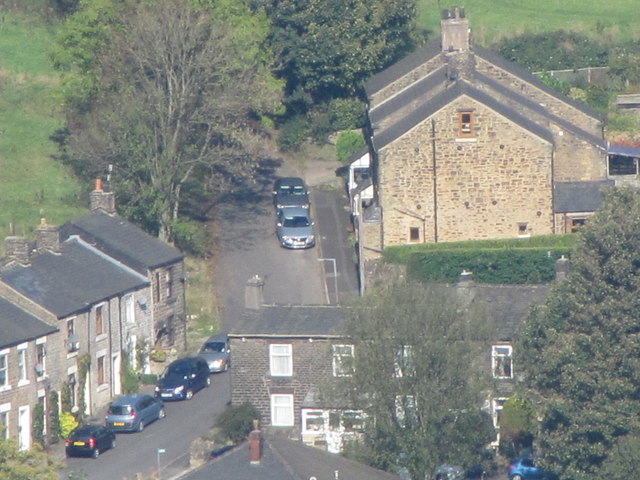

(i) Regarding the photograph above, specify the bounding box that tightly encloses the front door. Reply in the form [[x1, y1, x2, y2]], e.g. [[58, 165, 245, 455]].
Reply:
[[17, 405, 30, 450]]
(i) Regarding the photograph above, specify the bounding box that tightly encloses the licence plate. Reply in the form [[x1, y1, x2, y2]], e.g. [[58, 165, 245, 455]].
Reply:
[[73, 441, 85, 446], [113, 422, 125, 426], [161, 393, 172, 398]]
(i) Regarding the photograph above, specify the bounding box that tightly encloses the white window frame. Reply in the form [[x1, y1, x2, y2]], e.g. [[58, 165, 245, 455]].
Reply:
[[0, 402, 10, 440], [492, 344, 514, 379], [270, 394, 294, 426], [17, 344, 28, 386], [301, 409, 326, 434], [35, 338, 46, 379], [124, 294, 135, 325], [395, 395, 416, 428], [332, 344, 354, 377], [269, 344, 292, 377], [394, 345, 414, 378], [0, 349, 10, 391]]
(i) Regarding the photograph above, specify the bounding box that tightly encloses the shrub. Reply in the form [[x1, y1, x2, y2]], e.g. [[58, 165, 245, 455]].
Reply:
[[329, 98, 366, 131], [139, 373, 158, 385], [336, 130, 366, 163], [60, 411, 79, 439], [278, 115, 310, 151], [172, 219, 211, 257], [214, 403, 261, 445]]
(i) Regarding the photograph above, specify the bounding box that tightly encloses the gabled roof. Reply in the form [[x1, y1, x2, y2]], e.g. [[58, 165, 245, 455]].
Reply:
[[554, 180, 615, 213], [0, 297, 57, 349], [184, 436, 400, 480], [608, 145, 640, 158], [229, 305, 345, 337], [0, 236, 149, 318], [60, 212, 183, 274]]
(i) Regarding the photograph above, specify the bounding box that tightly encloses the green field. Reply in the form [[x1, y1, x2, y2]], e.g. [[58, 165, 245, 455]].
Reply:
[[0, 11, 85, 247], [417, 0, 640, 45]]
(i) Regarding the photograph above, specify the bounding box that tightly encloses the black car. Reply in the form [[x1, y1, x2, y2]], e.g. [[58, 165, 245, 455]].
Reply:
[[155, 357, 210, 400], [65, 424, 116, 459], [273, 177, 310, 211]]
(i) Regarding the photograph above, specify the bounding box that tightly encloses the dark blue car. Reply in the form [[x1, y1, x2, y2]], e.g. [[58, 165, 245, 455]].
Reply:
[[508, 457, 545, 480], [155, 357, 210, 400]]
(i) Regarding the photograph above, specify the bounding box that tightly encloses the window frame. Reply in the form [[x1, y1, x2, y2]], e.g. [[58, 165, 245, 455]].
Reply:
[[17, 345, 28, 385], [0, 403, 9, 441], [394, 345, 415, 378], [332, 344, 354, 377], [97, 355, 105, 386], [35, 340, 46, 379], [0, 350, 9, 389], [492, 344, 514, 379], [95, 305, 104, 336], [270, 394, 294, 426], [458, 111, 475, 137], [269, 344, 293, 377]]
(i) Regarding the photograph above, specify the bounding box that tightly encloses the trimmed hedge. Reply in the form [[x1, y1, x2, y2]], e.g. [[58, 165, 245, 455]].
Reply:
[[407, 248, 572, 284]]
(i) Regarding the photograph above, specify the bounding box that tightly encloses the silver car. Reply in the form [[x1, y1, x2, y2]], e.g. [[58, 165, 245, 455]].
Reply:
[[198, 333, 231, 373], [276, 206, 315, 249]]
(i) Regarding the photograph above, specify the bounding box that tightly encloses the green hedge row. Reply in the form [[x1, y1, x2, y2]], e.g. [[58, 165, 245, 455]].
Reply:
[[407, 248, 572, 284], [384, 234, 577, 265]]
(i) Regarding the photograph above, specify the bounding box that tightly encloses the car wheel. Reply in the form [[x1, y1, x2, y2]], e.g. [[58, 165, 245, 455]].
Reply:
[[206, 377, 211, 387], [185, 389, 194, 400], [92, 448, 100, 459], [110, 438, 116, 450], [512, 475, 523, 480], [137, 420, 145, 432], [159, 408, 166, 419]]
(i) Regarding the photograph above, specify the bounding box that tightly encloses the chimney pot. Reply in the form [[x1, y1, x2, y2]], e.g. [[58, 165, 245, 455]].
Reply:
[[95, 178, 103, 192], [249, 420, 262, 465], [245, 275, 265, 310]]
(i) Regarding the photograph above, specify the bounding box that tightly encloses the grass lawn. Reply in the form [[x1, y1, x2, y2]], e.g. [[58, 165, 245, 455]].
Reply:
[[417, 0, 640, 45], [0, 11, 85, 250]]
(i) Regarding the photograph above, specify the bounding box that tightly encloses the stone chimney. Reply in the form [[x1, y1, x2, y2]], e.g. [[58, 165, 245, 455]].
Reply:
[[4, 236, 31, 265], [245, 275, 264, 310], [555, 255, 569, 281], [90, 178, 116, 215], [35, 218, 60, 254], [458, 269, 473, 285], [441, 7, 470, 52], [249, 419, 262, 465]]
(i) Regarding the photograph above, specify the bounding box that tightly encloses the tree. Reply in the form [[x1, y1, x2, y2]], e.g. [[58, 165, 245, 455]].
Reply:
[[53, 0, 283, 241], [331, 282, 496, 480], [0, 438, 60, 480], [518, 186, 640, 480]]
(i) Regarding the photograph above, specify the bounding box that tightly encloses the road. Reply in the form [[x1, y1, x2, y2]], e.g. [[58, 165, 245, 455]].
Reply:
[[61, 373, 230, 480]]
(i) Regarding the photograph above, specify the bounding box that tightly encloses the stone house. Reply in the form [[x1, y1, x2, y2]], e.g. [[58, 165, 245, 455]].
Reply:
[[354, 7, 615, 270], [0, 179, 186, 449]]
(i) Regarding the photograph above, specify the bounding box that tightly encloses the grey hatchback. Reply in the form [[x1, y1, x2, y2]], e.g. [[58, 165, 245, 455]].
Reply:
[[104, 394, 165, 433], [275, 206, 315, 249]]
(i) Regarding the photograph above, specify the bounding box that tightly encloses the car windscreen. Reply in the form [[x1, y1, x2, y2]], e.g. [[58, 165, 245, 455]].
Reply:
[[282, 215, 310, 227], [279, 185, 305, 196], [108, 405, 132, 415], [202, 342, 226, 353]]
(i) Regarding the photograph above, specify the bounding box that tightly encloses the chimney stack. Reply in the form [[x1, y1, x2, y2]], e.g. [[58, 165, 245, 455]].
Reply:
[[90, 178, 116, 215], [555, 255, 569, 281], [4, 236, 31, 265], [245, 275, 264, 310], [441, 7, 470, 52], [35, 218, 60, 254], [458, 269, 473, 285], [249, 419, 262, 465]]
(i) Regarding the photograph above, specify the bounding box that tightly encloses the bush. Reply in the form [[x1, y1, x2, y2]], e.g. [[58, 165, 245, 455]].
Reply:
[[60, 411, 79, 439], [214, 403, 261, 445], [336, 130, 366, 163], [139, 373, 158, 385], [172, 219, 211, 257], [329, 98, 366, 131], [278, 115, 310, 151]]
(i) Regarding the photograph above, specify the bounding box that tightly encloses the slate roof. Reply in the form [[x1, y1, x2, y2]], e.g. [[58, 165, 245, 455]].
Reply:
[[608, 145, 640, 158], [183, 435, 400, 480], [229, 305, 345, 337], [554, 180, 614, 213], [0, 236, 149, 318], [59, 212, 183, 274], [0, 297, 57, 348]]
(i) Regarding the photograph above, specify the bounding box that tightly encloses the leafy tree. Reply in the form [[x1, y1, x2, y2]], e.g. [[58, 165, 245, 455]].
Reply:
[[518, 186, 640, 480], [215, 403, 261, 444], [255, 0, 418, 114], [332, 282, 496, 479], [0, 438, 60, 480], [53, 0, 283, 241]]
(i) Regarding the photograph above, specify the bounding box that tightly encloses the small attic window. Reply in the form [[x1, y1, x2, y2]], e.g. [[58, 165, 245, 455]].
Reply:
[[458, 111, 474, 137]]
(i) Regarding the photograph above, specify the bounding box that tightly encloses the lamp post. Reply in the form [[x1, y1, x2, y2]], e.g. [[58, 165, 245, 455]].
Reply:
[[157, 448, 166, 479], [318, 258, 338, 305]]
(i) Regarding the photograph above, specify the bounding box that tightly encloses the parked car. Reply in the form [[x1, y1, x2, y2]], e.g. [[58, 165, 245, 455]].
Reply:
[[198, 333, 231, 373], [273, 177, 310, 211], [508, 457, 545, 480], [155, 356, 210, 400], [434, 464, 465, 480], [104, 394, 165, 433], [65, 424, 116, 459], [275, 206, 316, 249]]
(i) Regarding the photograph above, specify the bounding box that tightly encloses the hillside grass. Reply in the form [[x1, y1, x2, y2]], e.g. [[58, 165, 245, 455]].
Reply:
[[0, 10, 85, 247], [417, 0, 640, 45]]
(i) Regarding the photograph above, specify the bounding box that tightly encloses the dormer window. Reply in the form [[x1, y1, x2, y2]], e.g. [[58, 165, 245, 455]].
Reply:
[[458, 111, 474, 137]]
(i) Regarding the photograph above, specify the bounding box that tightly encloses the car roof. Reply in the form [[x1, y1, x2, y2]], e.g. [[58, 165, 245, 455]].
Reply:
[[279, 206, 311, 217], [111, 393, 149, 405], [206, 333, 228, 343], [275, 177, 305, 186], [72, 424, 104, 434], [169, 356, 203, 366]]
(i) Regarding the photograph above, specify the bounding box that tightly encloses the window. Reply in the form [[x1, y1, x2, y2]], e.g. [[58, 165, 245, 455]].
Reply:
[[492, 397, 508, 429], [332, 344, 354, 377], [570, 218, 586, 233], [165, 269, 173, 299], [270, 394, 294, 426], [492, 345, 513, 379], [409, 227, 420, 242], [124, 294, 135, 324], [0, 404, 9, 440], [67, 318, 79, 352], [96, 305, 104, 336], [17, 347, 27, 384], [342, 410, 365, 432], [458, 111, 474, 137], [35, 342, 46, 378], [394, 345, 414, 378], [395, 395, 417, 428], [68, 373, 77, 408], [97, 356, 105, 386], [517, 222, 529, 237], [609, 154, 638, 175], [154, 272, 161, 303], [270, 344, 292, 376], [302, 410, 325, 433], [0, 351, 8, 389]]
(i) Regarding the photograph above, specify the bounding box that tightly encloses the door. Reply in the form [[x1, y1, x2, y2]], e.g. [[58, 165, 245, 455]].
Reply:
[[17, 406, 30, 451], [112, 353, 121, 395]]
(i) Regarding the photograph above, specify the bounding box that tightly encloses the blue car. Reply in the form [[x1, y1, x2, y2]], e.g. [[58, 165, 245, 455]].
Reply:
[[508, 457, 545, 480]]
